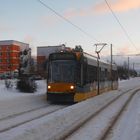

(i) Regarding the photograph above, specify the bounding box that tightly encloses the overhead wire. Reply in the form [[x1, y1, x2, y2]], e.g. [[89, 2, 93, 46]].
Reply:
[[113, 53, 140, 56], [104, 0, 138, 51], [37, 0, 138, 57], [37, 0, 99, 42]]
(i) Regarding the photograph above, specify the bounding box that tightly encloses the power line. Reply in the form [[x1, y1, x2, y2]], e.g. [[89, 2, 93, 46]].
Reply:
[[113, 53, 140, 56], [37, 0, 99, 42], [104, 0, 138, 51]]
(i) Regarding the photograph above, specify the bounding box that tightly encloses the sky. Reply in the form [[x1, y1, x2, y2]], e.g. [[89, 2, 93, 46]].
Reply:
[[0, 0, 140, 67]]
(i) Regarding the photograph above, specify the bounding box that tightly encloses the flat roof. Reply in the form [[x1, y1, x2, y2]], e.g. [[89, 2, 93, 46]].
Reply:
[[0, 40, 29, 46], [37, 45, 64, 48]]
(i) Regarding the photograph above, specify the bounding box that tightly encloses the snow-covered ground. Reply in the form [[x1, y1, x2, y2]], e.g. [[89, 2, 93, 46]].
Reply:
[[0, 78, 140, 140], [0, 79, 48, 120], [0, 79, 47, 100]]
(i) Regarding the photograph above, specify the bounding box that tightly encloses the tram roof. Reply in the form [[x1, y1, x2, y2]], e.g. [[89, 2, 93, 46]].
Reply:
[[49, 50, 117, 70], [82, 52, 117, 70]]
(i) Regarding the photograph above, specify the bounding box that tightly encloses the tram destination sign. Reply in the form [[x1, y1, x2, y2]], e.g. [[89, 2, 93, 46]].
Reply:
[[49, 53, 76, 60]]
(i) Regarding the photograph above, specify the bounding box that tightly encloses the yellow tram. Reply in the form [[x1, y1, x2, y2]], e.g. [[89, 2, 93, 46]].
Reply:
[[47, 49, 118, 102]]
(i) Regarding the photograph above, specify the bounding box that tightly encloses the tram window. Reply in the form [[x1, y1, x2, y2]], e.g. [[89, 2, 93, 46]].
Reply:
[[76, 63, 81, 85], [112, 70, 118, 81], [92, 66, 97, 81], [86, 65, 97, 83], [48, 60, 76, 83], [107, 71, 110, 80], [105, 69, 108, 80], [100, 68, 105, 81], [112, 70, 114, 81], [83, 62, 87, 85]]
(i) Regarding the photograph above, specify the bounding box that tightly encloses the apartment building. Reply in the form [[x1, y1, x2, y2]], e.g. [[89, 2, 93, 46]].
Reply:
[[0, 40, 29, 74]]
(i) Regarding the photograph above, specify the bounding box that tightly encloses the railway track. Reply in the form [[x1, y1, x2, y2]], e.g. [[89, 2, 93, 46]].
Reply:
[[0, 87, 139, 140], [0, 104, 67, 133], [100, 89, 140, 140], [0, 104, 48, 121], [65, 88, 140, 140]]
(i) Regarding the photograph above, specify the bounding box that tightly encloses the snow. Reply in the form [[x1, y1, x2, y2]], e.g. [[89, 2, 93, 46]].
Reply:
[[0, 89, 123, 140], [66, 88, 138, 140], [0, 79, 48, 120], [0, 78, 140, 140], [105, 90, 140, 140], [0, 79, 26, 100], [0, 79, 47, 100]]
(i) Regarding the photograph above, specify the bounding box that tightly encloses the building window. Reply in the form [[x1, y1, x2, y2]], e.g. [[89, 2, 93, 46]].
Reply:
[[7, 66, 10, 69], [7, 52, 10, 56], [7, 59, 10, 63], [0, 52, 2, 56]]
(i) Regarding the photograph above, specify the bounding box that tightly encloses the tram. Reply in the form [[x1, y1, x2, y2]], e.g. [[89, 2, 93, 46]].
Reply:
[[47, 49, 118, 102]]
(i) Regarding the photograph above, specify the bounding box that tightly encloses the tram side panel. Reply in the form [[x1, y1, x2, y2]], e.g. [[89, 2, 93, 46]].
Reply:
[[74, 59, 118, 102]]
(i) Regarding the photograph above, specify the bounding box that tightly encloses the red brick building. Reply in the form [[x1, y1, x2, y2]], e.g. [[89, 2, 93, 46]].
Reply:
[[0, 40, 29, 74]]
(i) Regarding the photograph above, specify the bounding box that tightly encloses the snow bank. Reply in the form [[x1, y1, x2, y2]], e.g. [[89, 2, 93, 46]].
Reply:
[[0, 80, 46, 100]]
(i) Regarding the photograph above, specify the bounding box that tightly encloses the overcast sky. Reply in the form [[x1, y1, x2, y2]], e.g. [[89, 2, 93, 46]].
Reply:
[[0, 0, 140, 61]]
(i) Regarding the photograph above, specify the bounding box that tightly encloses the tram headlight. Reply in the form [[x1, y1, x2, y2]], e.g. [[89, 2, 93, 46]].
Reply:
[[48, 85, 51, 89], [70, 85, 74, 90]]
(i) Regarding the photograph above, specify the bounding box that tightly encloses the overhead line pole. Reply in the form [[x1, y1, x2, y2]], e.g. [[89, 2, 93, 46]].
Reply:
[[110, 44, 113, 89], [94, 43, 107, 95], [128, 57, 130, 79]]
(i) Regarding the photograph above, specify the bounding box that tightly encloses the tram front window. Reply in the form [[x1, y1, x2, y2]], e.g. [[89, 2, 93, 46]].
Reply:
[[48, 60, 76, 83]]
